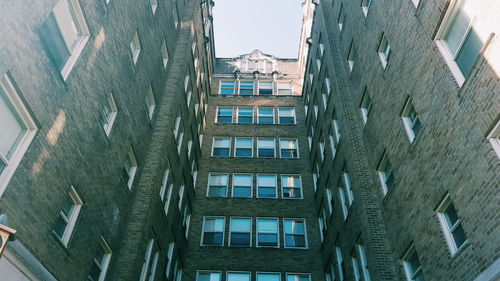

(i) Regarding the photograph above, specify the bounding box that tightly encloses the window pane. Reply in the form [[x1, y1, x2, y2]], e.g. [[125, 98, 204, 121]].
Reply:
[[208, 186, 226, 197], [239, 82, 254, 95], [231, 218, 251, 232], [234, 174, 252, 186], [209, 174, 228, 186], [455, 29, 482, 77], [285, 234, 306, 248], [203, 233, 223, 245], [444, 202, 459, 228], [205, 218, 224, 232], [444, 6, 470, 56], [258, 219, 277, 232], [451, 224, 467, 247], [198, 272, 221, 281], [53, 0, 81, 51], [54, 215, 68, 237], [282, 175, 300, 187], [257, 273, 280, 281], [258, 175, 276, 187], [285, 220, 304, 234], [259, 82, 273, 95], [40, 13, 70, 70], [228, 273, 250, 281], [0, 89, 26, 159], [231, 233, 250, 246]]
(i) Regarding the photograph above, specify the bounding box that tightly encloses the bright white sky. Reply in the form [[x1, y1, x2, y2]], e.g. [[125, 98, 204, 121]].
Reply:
[[212, 0, 303, 58]]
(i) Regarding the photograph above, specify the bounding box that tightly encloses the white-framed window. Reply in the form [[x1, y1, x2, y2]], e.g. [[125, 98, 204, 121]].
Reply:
[[239, 81, 254, 95], [122, 146, 138, 189], [330, 113, 341, 158], [177, 185, 185, 211], [220, 81, 236, 95], [257, 272, 281, 281], [229, 217, 252, 247], [338, 171, 354, 220], [435, 0, 486, 86], [335, 246, 344, 281], [172, 1, 179, 28], [319, 140, 325, 161], [227, 272, 251, 281], [201, 217, 225, 246], [0, 74, 38, 196], [53, 185, 83, 246], [160, 169, 174, 216], [314, 105, 319, 120], [360, 88, 372, 125], [326, 188, 334, 215], [277, 82, 293, 95], [402, 244, 425, 281], [101, 92, 118, 137], [377, 151, 395, 195], [257, 174, 277, 198], [316, 51, 322, 71], [182, 203, 191, 238], [197, 271, 222, 281], [207, 173, 228, 197], [150, 0, 158, 14], [130, 31, 142, 65], [212, 137, 231, 157], [338, 3, 346, 31], [347, 41, 356, 72], [165, 242, 175, 278], [401, 99, 422, 143], [161, 39, 169, 69], [286, 273, 311, 281], [145, 84, 156, 120], [278, 108, 296, 124], [281, 174, 302, 199], [258, 108, 275, 124], [258, 81, 273, 95], [353, 243, 371, 281], [232, 174, 253, 198], [257, 138, 276, 158], [279, 138, 299, 158], [88, 237, 112, 281], [486, 118, 500, 158], [234, 138, 253, 157], [377, 34, 391, 69], [216, 107, 233, 123], [361, 0, 374, 17], [237, 107, 254, 124], [139, 238, 160, 281], [325, 265, 335, 281], [436, 194, 468, 254], [284, 219, 307, 248], [256, 217, 279, 247], [40, 0, 90, 80], [173, 261, 183, 281]]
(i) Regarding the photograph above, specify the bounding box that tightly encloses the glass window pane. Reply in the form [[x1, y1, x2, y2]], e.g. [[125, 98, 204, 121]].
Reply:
[[236, 138, 252, 148], [0, 91, 26, 159], [444, 6, 470, 56], [53, 0, 80, 51], [444, 203, 459, 227], [228, 273, 250, 281], [258, 219, 277, 232], [451, 224, 467, 247], [209, 174, 228, 186], [280, 139, 297, 149], [455, 29, 482, 77], [258, 175, 276, 187], [234, 174, 252, 186], [282, 175, 300, 187], [231, 218, 251, 232], [285, 220, 305, 234], [257, 274, 280, 281], [205, 218, 224, 231]]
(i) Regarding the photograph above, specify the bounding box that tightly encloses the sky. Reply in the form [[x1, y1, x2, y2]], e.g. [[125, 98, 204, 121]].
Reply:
[[212, 0, 303, 59]]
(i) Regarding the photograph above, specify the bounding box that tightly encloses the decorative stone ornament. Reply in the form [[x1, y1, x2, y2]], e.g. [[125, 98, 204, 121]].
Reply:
[[0, 214, 16, 257]]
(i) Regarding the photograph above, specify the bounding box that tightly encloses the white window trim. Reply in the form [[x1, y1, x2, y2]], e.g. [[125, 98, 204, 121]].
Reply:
[[234, 137, 253, 157], [286, 273, 311, 281], [201, 216, 226, 246], [486, 118, 500, 158], [257, 138, 276, 158], [360, 90, 372, 125], [401, 244, 423, 281], [361, 0, 373, 17], [161, 39, 169, 69], [229, 216, 252, 247], [219, 80, 236, 95], [256, 272, 281, 281], [436, 194, 469, 255], [257, 81, 274, 95], [103, 92, 118, 137], [258, 108, 275, 124], [256, 174, 278, 199], [335, 246, 344, 281], [238, 81, 255, 95], [211, 137, 232, 157], [277, 81, 294, 96], [139, 239, 155, 281], [159, 169, 170, 200], [165, 242, 175, 278], [216, 106, 234, 124], [227, 272, 251, 281], [146, 84, 156, 120], [377, 152, 393, 196], [278, 107, 296, 124], [356, 244, 371, 281], [232, 173, 253, 198], [279, 138, 300, 159], [125, 146, 138, 189], [281, 174, 303, 200], [256, 217, 280, 248], [401, 99, 420, 143], [236, 107, 254, 124], [196, 271, 222, 281], [347, 41, 355, 72], [283, 218, 308, 249], [130, 31, 141, 65], [55, 185, 83, 246], [93, 236, 112, 281], [0, 74, 38, 197], [206, 173, 229, 198], [377, 35, 391, 69], [150, 0, 158, 14]]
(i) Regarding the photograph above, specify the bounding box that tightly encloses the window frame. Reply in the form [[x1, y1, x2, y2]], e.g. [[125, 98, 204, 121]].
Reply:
[[347, 40, 356, 73], [257, 108, 275, 124], [281, 174, 303, 199], [216, 106, 234, 124], [377, 151, 395, 196], [219, 81, 236, 95], [361, 0, 374, 17], [486, 117, 500, 158], [207, 173, 229, 198], [377, 34, 391, 69], [227, 272, 251, 281], [278, 108, 296, 125], [130, 30, 142, 65], [238, 81, 255, 95], [53, 185, 83, 246], [256, 174, 278, 199], [258, 81, 274, 95], [201, 216, 226, 246], [211, 137, 231, 157], [257, 138, 276, 158], [237, 107, 254, 124], [123, 146, 138, 189], [234, 137, 254, 158], [401, 243, 424, 281], [283, 218, 308, 249], [286, 273, 311, 281], [436, 194, 468, 255], [102, 92, 118, 137], [277, 81, 293, 96], [401, 98, 422, 143], [257, 272, 281, 281], [256, 217, 280, 248], [161, 39, 169, 69], [88, 236, 112, 281], [229, 217, 252, 247], [145, 84, 156, 120], [232, 173, 253, 198], [360, 89, 372, 125], [279, 138, 300, 159], [197, 271, 222, 281]]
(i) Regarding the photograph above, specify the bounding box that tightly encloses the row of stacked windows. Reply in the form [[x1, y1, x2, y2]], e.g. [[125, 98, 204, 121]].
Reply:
[[212, 137, 300, 158], [219, 81, 293, 96], [216, 107, 296, 124]]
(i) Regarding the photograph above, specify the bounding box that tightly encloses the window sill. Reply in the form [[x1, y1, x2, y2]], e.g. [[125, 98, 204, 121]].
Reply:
[[50, 231, 71, 254], [60, 35, 90, 81], [450, 240, 470, 258], [435, 40, 465, 87]]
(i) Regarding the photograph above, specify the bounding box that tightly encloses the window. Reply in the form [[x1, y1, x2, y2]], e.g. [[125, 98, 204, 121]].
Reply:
[[284, 219, 307, 248], [207, 173, 228, 197], [229, 217, 252, 246], [436, 195, 468, 254], [279, 139, 299, 158], [338, 3, 346, 31], [197, 271, 222, 281], [237, 107, 254, 124], [88, 237, 112, 281], [172, 2, 179, 28], [401, 99, 422, 142], [486, 118, 500, 158], [228, 272, 251, 281], [258, 108, 275, 124], [232, 174, 252, 198], [338, 171, 354, 220], [277, 82, 293, 95], [335, 246, 345, 281], [256, 218, 279, 247], [436, 0, 485, 85], [347, 41, 356, 72], [316, 50, 322, 70], [282, 175, 302, 199], [217, 107, 233, 123], [360, 89, 372, 125], [101, 92, 118, 137], [377, 34, 391, 69], [161, 39, 169, 68], [377, 152, 395, 195], [165, 242, 175, 278], [202, 217, 225, 246], [150, 0, 158, 14], [145, 84, 156, 120], [212, 137, 231, 157], [257, 174, 277, 198], [257, 138, 276, 158], [235, 138, 253, 157], [182, 204, 191, 238], [40, 0, 90, 79], [130, 31, 141, 65], [259, 81, 273, 95], [177, 185, 185, 211], [122, 146, 138, 189], [278, 108, 296, 124], [402, 244, 425, 281], [239, 81, 254, 95], [0, 74, 38, 195], [220, 81, 236, 95], [361, 0, 374, 17], [353, 243, 371, 281], [286, 273, 311, 281], [330, 113, 341, 157], [53, 186, 83, 246], [257, 273, 281, 281], [139, 239, 159, 281], [160, 169, 174, 216]]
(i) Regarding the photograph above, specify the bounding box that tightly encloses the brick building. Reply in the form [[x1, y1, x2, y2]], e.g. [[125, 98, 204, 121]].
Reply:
[[0, 0, 499, 281]]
